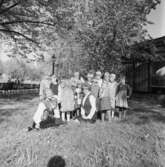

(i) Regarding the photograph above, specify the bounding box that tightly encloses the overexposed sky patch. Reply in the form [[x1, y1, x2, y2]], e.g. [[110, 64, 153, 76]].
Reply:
[[146, 0, 165, 38]]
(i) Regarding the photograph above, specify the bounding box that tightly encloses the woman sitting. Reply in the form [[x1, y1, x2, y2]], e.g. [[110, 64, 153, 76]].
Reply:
[[28, 75, 63, 130], [76, 83, 97, 123]]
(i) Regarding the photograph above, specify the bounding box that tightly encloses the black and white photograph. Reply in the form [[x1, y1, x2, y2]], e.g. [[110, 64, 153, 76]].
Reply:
[[0, 0, 165, 167]]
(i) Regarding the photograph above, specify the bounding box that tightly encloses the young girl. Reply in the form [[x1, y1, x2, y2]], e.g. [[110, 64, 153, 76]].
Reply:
[[60, 79, 75, 122], [116, 76, 132, 120], [74, 83, 83, 116], [109, 73, 118, 119], [99, 72, 111, 121], [91, 71, 102, 110]]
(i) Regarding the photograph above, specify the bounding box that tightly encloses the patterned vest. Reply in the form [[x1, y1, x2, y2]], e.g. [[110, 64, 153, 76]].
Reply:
[[82, 94, 92, 116]]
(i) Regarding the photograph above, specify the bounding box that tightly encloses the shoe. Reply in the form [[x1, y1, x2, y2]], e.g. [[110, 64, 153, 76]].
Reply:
[[27, 126, 33, 132]]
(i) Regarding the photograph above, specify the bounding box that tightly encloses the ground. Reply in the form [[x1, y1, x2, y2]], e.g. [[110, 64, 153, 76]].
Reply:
[[0, 94, 165, 167]]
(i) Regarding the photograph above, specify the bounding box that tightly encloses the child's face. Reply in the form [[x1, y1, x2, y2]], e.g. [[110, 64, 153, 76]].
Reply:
[[121, 78, 126, 84], [83, 88, 89, 95], [110, 76, 115, 82], [104, 75, 109, 82], [87, 75, 93, 82], [96, 74, 101, 80]]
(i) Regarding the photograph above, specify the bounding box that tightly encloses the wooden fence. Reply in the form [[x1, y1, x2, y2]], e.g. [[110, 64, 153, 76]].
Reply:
[[124, 61, 165, 93], [0, 82, 39, 97]]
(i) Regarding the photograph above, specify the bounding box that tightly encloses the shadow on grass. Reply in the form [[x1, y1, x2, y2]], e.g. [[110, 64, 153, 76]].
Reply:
[[0, 104, 30, 124], [0, 94, 38, 103], [0, 108, 18, 123], [47, 155, 66, 167], [127, 99, 165, 125]]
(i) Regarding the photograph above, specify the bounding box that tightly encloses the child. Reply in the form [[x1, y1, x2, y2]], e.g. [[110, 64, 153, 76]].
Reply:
[[86, 72, 94, 85], [116, 76, 132, 120], [95, 71, 103, 87], [99, 72, 111, 121], [50, 75, 61, 118], [74, 83, 83, 116], [109, 73, 118, 120], [60, 79, 75, 122]]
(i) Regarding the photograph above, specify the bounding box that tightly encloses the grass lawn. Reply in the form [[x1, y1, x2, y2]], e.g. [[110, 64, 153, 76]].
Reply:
[[0, 94, 165, 167]]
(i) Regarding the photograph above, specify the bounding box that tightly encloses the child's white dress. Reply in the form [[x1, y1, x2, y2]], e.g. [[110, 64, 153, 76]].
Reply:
[[60, 80, 75, 112]]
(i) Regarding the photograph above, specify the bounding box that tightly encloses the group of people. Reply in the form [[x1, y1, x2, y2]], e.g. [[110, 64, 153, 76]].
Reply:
[[28, 70, 132, 130]]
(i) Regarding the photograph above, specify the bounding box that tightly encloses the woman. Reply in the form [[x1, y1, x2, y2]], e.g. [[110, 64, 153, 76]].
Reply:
[[28, 75, 62, 130], [76, 83, 97, 123]]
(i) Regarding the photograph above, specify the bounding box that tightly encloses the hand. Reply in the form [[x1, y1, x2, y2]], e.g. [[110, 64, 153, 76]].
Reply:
[[40, 96, 44, 101], [127, 96, 130, 99]]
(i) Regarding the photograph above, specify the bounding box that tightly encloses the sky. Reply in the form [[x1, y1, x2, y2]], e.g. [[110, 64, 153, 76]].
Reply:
[[0, 1, 165, 62], [146, 0, 165, 38]]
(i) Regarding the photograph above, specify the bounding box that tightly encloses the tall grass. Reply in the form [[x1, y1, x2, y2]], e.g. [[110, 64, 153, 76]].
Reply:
[[0, 96, 165, 167]]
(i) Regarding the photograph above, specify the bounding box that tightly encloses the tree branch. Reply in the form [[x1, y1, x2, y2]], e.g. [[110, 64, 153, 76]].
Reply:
[[0, 28, 39, 44], [0, 1, 20, 15], [0, 20, 55, 26], [0, 0, 4, 8]]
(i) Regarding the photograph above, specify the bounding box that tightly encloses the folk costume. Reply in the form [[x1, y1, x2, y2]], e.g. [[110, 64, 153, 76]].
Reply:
[[116, 83, 132, 109], [60, 80, 75, 121], [99, 80, 111, 111], [109, 81, 118, 109], [32, 77, 61, 129], [79, 92, 97, 123]]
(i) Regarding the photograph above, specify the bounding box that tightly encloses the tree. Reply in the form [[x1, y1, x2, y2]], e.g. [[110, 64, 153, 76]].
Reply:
[[67, 0, 161, 71], [0, 0, 161, 75]]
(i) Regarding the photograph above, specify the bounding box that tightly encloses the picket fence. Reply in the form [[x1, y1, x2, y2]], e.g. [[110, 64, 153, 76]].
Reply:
[[0, 82, 39, 97]]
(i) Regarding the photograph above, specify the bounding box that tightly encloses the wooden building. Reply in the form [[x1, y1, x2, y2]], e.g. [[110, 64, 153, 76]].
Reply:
[[124, 36, 165, 93]]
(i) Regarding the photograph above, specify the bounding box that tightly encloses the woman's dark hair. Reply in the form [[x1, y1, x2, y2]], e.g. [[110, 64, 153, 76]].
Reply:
[[47, 156, 66, 167]]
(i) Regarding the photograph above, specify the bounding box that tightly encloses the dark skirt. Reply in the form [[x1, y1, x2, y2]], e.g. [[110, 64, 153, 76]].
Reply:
[[40, 117, 65, 129], [76, 113, 97, 123], [96, 98, 100, 112], [100, 97, 111, 111]]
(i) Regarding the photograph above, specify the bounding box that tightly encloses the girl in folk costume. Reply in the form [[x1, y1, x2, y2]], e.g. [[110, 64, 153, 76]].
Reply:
[[99, 72, 111, 121], [74, 83, 83, 116], [49, 75, 61, 118], [95, 71, 103, 88], [116, 76, 132, 120], [86, 72, 94, 86], [71, 72, 84, 116], [60, 79, 75, 122], [109, 73, 118, 119], [91, 71, 103, 112]]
